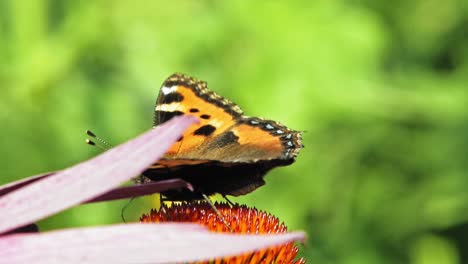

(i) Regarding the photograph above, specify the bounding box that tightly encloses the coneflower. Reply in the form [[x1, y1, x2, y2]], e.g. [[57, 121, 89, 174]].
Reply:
[[141, 201, 306, 264]]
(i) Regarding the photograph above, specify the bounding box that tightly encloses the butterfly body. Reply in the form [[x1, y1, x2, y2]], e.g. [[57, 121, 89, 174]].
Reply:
[[143, 73, 302, 200]]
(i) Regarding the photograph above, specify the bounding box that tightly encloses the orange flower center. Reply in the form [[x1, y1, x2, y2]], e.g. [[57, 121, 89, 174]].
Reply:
[[140, 201, 306, 264]]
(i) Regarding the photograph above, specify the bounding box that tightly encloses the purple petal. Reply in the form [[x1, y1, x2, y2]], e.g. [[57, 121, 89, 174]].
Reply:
[[2, 224, 39, 236], [0, 223, 306, 263], [0, 172, 55, 197], [84, 179, 194, 203], [0, 116, 197, 234]]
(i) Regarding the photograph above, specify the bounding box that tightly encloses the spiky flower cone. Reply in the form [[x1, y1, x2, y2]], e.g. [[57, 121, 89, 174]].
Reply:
[[141, 201, 306, 264]]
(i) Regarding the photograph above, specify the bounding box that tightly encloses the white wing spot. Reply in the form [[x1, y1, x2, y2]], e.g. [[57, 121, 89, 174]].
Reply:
[[156, 103, 185, 112], [209, 119, 223, 128], [161, 85, 177, 95]]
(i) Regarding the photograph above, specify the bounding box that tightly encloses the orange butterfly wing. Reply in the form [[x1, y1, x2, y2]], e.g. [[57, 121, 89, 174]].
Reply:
[[154, 80, 240, 158], [145, 73, 302, 198], [153, 73, 301, 163]]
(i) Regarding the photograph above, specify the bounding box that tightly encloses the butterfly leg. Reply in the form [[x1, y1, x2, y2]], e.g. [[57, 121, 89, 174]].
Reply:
[[201, 193, 233, 232], [159, 194, 172, 221], [222, 195, 235, 207], [120, 197, 136, 223]]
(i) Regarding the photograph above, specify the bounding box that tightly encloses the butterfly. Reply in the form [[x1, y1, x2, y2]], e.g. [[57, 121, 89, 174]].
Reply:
[[142, 73, 303, 200]]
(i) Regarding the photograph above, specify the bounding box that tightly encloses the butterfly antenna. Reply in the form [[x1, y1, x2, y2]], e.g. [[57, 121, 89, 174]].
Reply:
[[85, 130, 113, 151], [85, 138, 107, 151], [201, 193, 233, 232]]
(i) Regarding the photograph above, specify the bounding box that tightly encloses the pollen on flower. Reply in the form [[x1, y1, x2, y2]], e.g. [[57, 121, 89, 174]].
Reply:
[[140, 201, 306, 264]]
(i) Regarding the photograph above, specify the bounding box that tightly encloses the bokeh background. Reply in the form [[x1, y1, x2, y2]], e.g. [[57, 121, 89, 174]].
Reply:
[[1, 1, 468, 263]]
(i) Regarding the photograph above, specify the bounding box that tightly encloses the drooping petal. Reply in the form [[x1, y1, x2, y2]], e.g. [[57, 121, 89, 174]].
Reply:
[[0, 116, 197, 234], [0, 172, 55, 197], [2, 224, 39, 236], [84, 179, 193, 203], [0, 223, 306, 264]]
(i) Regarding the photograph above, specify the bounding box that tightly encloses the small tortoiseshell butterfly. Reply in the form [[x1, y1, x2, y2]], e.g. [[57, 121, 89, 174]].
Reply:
[[142, 73, 303, 200]]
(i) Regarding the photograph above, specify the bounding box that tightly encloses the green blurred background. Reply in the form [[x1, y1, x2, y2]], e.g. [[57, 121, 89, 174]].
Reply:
[[1, 1, 468, 263]]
